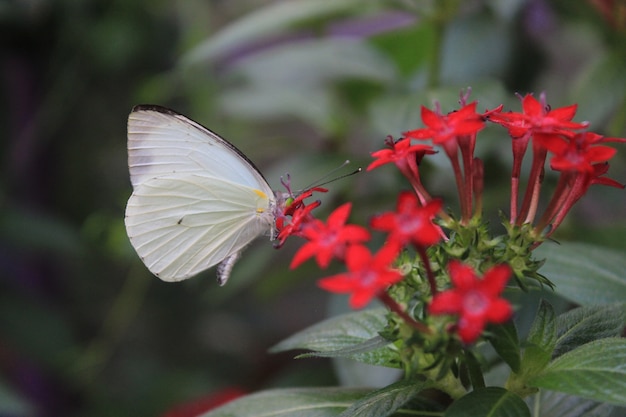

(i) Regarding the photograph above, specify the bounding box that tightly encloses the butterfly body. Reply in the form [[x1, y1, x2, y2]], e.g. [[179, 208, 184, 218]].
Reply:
[[125, 105, 279, 284]]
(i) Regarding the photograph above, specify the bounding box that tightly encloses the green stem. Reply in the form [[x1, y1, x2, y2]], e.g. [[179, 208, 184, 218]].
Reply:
[[426, 367, 467, 400], [378, 292, 431, 334]]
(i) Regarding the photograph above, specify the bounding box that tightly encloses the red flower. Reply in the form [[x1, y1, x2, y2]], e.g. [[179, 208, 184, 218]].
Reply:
[[404, 102, 485, 145], [429, 261, 512, 344], [488, 93, 588, 139], [368, 136, 436, 206], [404, 101, 485, 223], [276, 200, 321, 246], [535, 132, 618, 173], [290, 203, 370, 269], [370, 191, 444, 249], [318, 244, 404, 309], [367, 136, 435, 172], [276, 187, 327, 246], [587, 162, 625, 189], [282, 187, 327, 217]]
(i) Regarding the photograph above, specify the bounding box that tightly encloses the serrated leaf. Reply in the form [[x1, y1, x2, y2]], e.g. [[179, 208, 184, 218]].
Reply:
[[488, 321, 521, 373], [270, 308, 399, 367], [554, 304, 626, 358], [534, 242, 626, 306], [339, 379, 426, 417], [199, 387, 371, 417], [529, 338, 626, 406], [297, 335, 390, 359], [527, 389, 614, 417], [445, 387, 530, 417], [271, 308, 387, 352], [182, 0, 361, 64], [521, 300, 556, 375]]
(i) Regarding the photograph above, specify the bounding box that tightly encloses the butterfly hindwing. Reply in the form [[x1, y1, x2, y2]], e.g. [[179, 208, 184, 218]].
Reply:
[[125, 174, 273, 281]]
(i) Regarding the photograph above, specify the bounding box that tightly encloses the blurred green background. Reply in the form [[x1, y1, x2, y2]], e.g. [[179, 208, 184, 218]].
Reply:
[[2, 0, 626, 415]]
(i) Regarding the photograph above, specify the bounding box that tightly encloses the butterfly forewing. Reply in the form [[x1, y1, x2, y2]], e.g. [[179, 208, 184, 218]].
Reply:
[[128, 105, 271, 192]]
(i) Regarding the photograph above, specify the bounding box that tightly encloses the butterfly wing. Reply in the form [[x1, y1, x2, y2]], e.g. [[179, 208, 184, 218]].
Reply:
[[125, 105, 276, 282], [125, 174, 274, 282], [127, 105, 271, 192]]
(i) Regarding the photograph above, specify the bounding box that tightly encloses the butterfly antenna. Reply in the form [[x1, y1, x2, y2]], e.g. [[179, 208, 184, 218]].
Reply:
[[301, 160, 362, 190]]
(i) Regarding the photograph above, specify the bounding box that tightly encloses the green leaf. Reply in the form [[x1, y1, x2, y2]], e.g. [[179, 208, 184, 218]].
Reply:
[[182, 0, 361, 64], [219, 86, 338, 130], [534, 242, 626, 306], [297, 335, 391, 359], [338, 379, 426, 417], [199, 387, 371, 417], [217, 38, 396, 130], [270, 308, 399, 368], [527, 390, 615, 417], [464, 350, 486, 389], [529, 338, 626, 406], [488, 321, 521, 373], [554, 304, 626, 358], [228, 38, 397, 86], [270, 308, 387, 352], [440, 14, 511, 82], [445, 387, 530, 417], [571, 50, 626, 126], [521, 300, 556, 376]]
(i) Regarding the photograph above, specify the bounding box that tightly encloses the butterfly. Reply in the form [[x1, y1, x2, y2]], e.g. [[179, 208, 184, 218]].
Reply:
[[124, 105, 283, 285]]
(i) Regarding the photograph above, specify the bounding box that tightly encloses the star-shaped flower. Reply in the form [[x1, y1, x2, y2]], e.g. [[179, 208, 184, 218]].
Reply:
[[318, 244, 404, 309], [370, 191, 443, 249], [290, 203, 370, 269], [367, 136, 435, 172], [428, 261, 513, 344], [488, 93, 588, 139], [405, 102, 485, 146], [535, 131, 618, 174]]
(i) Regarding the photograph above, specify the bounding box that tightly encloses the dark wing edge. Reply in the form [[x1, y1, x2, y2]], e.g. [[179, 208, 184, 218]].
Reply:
[[129, 104, 271, 185]]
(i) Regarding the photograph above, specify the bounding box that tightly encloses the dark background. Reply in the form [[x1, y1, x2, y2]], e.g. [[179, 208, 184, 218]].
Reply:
[[2, 1, 625, 415]]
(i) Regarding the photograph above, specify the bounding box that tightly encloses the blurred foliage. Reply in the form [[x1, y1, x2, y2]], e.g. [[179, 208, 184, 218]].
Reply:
[[1, 0, 625, 415]]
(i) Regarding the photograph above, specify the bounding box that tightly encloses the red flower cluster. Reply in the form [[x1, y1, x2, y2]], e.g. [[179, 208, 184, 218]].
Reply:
[[280, 188, 444, 310], [276, 187, 327, 246], [403, 99, 491, 223], [488, 93, 625, 236], [279, 90, 624, 345]]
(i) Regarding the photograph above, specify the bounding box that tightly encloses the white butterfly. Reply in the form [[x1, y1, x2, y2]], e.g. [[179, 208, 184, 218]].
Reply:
[[124, 105, 282, 285]]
